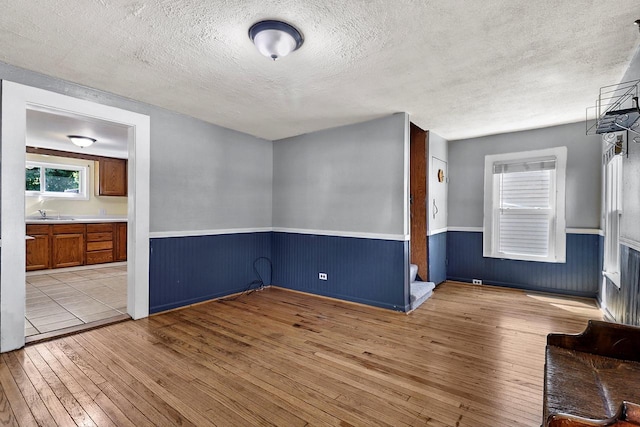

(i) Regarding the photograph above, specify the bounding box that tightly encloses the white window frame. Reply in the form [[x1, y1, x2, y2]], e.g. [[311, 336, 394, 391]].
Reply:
[[25, 160, 89, 200], [483, 147, 567, 263], [603, 154, 622, 288]]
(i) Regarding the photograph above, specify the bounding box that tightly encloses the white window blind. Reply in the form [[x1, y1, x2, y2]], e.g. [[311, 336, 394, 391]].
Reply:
[[483, 148, 567, 263], [497, 168, 553, 257]]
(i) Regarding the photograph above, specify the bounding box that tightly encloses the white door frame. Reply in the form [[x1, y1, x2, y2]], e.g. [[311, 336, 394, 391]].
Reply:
[[1, 81, 150, 352]]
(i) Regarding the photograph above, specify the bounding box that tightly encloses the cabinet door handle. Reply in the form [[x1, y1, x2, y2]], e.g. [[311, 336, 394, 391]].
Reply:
[[432, 200, 438, 219]]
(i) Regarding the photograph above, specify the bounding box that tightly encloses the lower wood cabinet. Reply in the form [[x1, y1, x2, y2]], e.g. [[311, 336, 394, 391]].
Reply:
[[86, 223, 114, 265], [26, 225, 50, 271], [26, 222, 127, 271], [115, 222, 127, 261], [52, 224, 85, 268]]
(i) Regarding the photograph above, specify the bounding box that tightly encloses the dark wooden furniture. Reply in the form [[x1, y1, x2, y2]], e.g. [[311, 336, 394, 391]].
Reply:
[[548, 402, 640, 426], [26, 224, 50, 270], [98, 158, 127, 196], [52, 224, 85, 268], [544, 320, 640, 426]]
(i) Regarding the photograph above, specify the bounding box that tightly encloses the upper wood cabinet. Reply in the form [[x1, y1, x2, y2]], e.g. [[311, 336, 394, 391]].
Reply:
[[98, 158, 127, 196]]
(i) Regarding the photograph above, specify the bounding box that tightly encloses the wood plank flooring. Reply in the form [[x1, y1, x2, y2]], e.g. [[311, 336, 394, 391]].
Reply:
[[0, 282, 602, 426]]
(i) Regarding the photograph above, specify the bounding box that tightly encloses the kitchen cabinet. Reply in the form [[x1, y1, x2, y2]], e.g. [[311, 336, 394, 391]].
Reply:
[[52, 224, 85, 269], [26, 224, 50, 271], [25, 222, 127, 271], [86, 223, 114, 265], [115, 222, 127, 261], [97, 158, 127, 196]]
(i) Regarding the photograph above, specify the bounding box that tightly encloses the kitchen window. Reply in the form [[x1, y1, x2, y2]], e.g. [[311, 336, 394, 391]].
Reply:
[[483, 147, 567, 263], [26, 161, 89, 199]]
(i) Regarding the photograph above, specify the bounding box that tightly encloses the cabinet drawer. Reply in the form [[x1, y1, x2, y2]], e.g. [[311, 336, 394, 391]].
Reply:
[[87, 241, 113, 252], [86, 250, 114, 265], [87, 223, 114, 233], [26, 224, 49, 235], [53, 224, 86, 234], [87, 232, 113, 242]]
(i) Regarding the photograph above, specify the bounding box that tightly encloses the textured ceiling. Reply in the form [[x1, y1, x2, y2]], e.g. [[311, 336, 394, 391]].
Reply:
[[1, 1, 639, 141]]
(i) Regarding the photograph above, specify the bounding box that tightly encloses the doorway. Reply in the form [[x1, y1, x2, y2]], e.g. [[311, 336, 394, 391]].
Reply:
[[1, 81, 150, 352], [410, 123, 428, 280]]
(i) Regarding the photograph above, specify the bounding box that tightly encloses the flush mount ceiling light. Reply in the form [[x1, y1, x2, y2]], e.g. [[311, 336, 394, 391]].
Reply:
[[249, 20, 304, 61], [67, 135, 97, 148]]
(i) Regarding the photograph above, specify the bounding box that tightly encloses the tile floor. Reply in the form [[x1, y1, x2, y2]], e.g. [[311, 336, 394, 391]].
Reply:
[[25, 263, 127, 336]]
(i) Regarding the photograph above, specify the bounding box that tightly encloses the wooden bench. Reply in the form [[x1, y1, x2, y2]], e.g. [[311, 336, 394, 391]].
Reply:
[[543, 320, 640, 426]]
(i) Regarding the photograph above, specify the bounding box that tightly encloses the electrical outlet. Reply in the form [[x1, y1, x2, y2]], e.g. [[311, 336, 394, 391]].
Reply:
[[319, 273, 327, 280], [472, 279, 482, 285]]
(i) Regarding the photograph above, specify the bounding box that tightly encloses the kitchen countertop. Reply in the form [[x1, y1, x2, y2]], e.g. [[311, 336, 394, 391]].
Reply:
[[25, 217, 128, 224]]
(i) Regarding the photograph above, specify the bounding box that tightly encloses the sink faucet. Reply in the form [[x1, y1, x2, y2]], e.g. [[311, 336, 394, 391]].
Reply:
[[38, 209, 46, 218]]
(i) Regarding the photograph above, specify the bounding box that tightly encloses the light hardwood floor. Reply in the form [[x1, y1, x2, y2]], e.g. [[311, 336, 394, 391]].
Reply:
[[0, 282, 602, 426]]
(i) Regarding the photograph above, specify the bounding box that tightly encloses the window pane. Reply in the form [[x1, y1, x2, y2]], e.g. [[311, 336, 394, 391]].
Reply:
[[500, 170, 551, 208], [44, 168, 80, 193], [499, 210, 550, 256], [498, 169, 552, 257], [26, 166, 41, 191]]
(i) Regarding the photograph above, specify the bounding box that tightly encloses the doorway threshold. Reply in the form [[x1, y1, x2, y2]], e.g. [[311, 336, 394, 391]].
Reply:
[[25, 313, 130, 345]]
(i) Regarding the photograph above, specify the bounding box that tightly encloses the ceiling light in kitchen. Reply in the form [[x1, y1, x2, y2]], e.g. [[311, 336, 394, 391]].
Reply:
[[67, 135, 97, 148]]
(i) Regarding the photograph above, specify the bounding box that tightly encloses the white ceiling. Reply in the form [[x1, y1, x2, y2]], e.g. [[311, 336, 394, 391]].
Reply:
[[2, 1, 639, 141]]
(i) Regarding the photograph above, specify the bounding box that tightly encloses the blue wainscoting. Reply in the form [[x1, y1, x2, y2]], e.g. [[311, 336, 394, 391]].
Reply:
[[149, 232, 272, 313], [272, 232, 408, 311], [603, 243, 640, 326], [447, 231, 600, 297], [428, 232, 447, 285]]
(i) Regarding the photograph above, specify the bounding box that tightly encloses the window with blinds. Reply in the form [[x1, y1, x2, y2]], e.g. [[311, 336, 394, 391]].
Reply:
[[483, 148, 567, 263], [603, 155, 622, 287]]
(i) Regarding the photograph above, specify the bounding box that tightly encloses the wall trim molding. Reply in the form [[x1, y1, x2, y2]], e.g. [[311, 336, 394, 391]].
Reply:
[[447, 226, 603, 235], [566, 228, 604, 235], [621, 237, 640, 254], [273, 228, 408, 241], [150, 228, 272, 238], [150, 227, 409, 241], [447, 226, 483, 232], [427, 227, 448, 236], [151, 226, 603, 240]]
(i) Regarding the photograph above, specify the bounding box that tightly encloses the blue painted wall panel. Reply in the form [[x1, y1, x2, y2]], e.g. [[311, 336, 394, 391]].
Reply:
[[272, 232, 408, 311], [149, 232, 272, 313], [428, 232, 447, 284], [604, 244, 640, 326], [447, 231, 600, 297]]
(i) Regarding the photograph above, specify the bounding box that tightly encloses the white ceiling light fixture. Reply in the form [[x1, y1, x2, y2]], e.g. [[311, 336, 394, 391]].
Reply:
[[249, 20, 304, 61], [67, 135, 97, 148]]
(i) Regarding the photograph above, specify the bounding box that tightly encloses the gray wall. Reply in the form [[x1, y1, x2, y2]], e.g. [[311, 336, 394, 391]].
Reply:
[[428, 131, 448, 233], [0, 61, 273, 232], [273, 113, 407, 235], [448, 122, 602, 229]]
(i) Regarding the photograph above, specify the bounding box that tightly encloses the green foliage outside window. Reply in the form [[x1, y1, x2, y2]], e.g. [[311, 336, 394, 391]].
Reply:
[[45, 168, 80, 193], [25, 167, 41, 191], [25, 163, 83, 195]]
